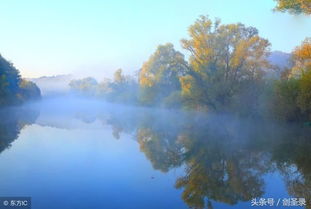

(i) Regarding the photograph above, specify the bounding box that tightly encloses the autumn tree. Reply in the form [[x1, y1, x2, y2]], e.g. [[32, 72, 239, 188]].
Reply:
[[139, 43, 189, 107], [292, 38, 311, 119], [272, 38, 311, 121], [290, 38, 311, 78], [274, 0, 311, 15], [180, 16, 271, 111]]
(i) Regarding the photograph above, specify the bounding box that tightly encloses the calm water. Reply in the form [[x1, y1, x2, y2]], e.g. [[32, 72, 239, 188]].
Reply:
[[0, 97, 310, 209]]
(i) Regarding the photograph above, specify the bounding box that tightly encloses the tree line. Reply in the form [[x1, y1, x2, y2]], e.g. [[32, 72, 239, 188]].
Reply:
[[69, 16, 311, 123]]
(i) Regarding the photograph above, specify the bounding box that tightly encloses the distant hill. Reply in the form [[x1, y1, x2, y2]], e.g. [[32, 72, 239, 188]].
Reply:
[[27, 74, 74, 96], [266, 51, 292, 78], [268, 51, 292, 69]]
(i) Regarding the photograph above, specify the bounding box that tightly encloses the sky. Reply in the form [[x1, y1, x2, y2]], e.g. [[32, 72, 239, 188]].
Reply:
[[0, 0, 311, 78]]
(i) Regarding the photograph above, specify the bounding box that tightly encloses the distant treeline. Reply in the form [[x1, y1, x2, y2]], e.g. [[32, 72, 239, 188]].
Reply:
[[69, 16, 310, 123], [0, 55, 41, 106]]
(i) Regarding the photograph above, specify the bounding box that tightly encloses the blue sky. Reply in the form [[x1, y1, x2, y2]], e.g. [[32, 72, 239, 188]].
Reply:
[[0, 0, 310, 78]]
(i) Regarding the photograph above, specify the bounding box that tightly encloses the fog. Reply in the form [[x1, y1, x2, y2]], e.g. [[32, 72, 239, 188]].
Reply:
[[1, 95, 311, 209], [20, 95, 295, 139]]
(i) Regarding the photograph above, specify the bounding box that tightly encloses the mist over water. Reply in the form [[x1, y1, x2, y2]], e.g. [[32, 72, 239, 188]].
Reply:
[[0, 96, 310, 209]]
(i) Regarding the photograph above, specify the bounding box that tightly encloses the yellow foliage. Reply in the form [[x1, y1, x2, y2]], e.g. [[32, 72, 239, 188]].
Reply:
[[290, 38, 311, 78], [179, 75, 195, 96], [181, 15, 270, 81], [139, 61, 156, 87], [274, 0, 311, 15]]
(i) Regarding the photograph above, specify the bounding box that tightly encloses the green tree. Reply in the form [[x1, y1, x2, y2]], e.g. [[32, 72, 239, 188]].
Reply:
[[272, 79, 301, 121], [0, 54, 21, 105], [297, 70, 311, 120], [108, 69, 138, 103], [0, 54, 40, 106], [18, 79, 41, 102]]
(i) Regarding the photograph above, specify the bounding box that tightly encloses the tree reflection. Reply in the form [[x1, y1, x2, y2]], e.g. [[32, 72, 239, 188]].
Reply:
[[77, 107, 311, 209], [137, 127, 183, 172], [272, 126, 311, 208], [5, 102, 311, 208], [0, 107, 39, 154], [173, 118, 270, 208]]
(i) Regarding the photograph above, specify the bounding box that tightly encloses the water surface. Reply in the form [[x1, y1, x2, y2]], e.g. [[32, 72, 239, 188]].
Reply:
[[0, 97, 310, 209]]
